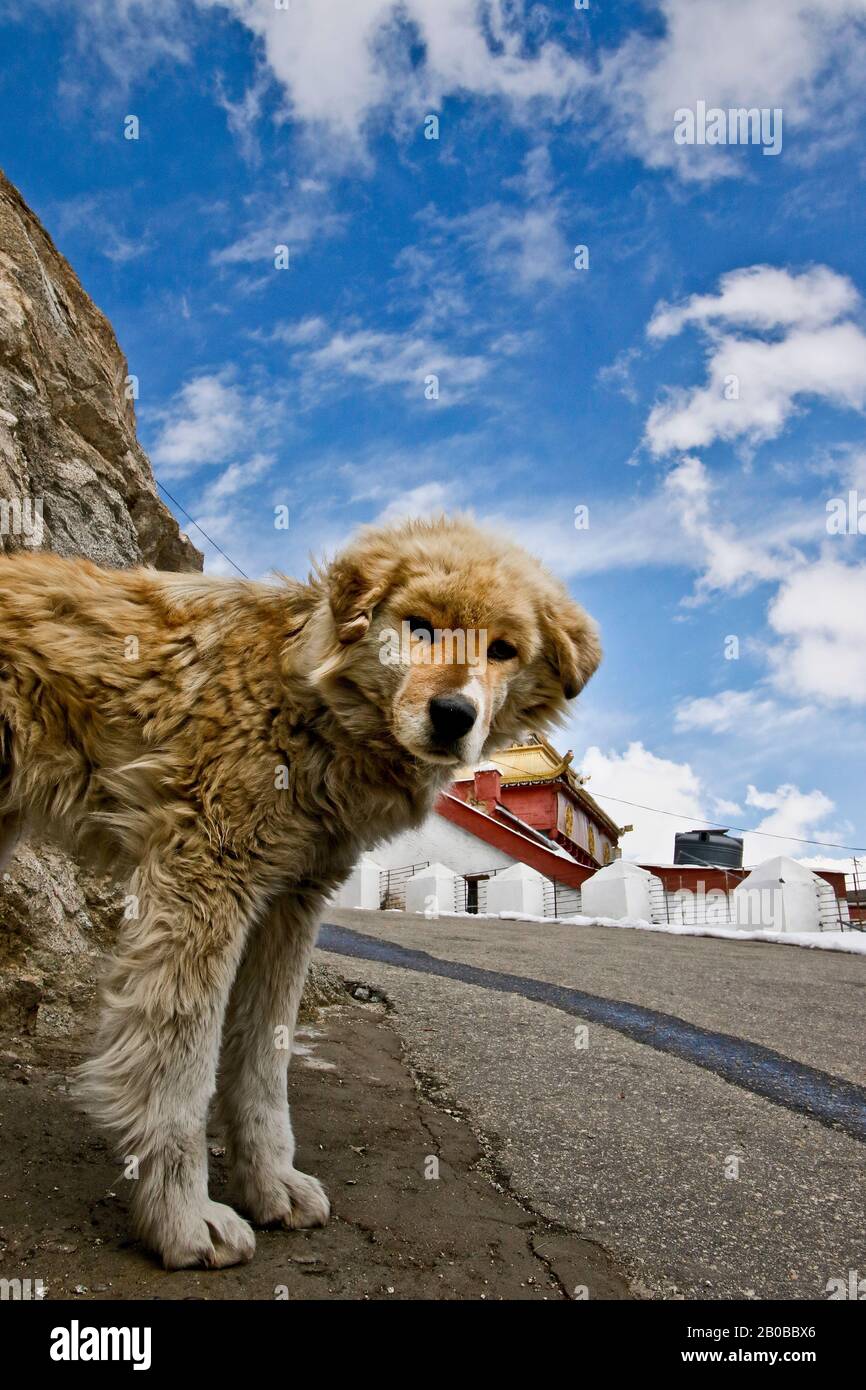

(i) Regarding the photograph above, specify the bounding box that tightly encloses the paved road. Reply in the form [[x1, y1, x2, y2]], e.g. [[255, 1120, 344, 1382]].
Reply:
[[0, 1008, 629, 1300], [317, 909, 866, 1300]]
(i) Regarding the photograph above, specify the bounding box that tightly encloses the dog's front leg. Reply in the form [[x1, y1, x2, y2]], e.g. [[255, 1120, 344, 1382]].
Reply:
[[76, 843, 258, 1270], [216, 891, 330, 1230]]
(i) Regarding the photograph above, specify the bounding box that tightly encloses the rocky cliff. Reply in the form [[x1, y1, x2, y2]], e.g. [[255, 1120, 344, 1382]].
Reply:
[[0, 167, 202, 1040]]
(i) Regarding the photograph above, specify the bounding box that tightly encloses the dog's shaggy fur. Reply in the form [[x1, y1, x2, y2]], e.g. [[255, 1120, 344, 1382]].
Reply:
[[0, 515, 600, 1268]]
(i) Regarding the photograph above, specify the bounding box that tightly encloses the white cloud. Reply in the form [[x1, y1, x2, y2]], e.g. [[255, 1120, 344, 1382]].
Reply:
[[421, 147, 573, 294], [626, 273, 866, 725], [474, 453, 820, 592], [581, 741, 707, 863], [648, 327, 866, 456], [598, 347, 642, 404], [45, 0, 189, 85], [645, 266, 866, 456], [187, 452, 278, 574], [389, 147, 572, 319], [795, 853, 859, 876], [33, 0, 866, 180], [445, 201, 571, 293], [147, 372, 274, 477], [741, 782, 843, 861], [51, 194, 152, 263], [391, 246, 471, 333], [295, 323, 492, 404], [202, 0, 587, 156], [648, 265, 859, 340], [487, 490, 696, 581], [197, 451, 274, 507], [375, 482, 452, 525], [598, 0, 866, 181], [766, 558, 866, 704], [662, 455, 819, 597], [674, 688, 812, 735], [211, 183, 346, 266], [580, 744, 852, 867], [330, 434, 482, 505], [644, 460, 866, 711], [265, 316, 329, 347], [149, 374, 244, 474], [214, 66, 270, 165]]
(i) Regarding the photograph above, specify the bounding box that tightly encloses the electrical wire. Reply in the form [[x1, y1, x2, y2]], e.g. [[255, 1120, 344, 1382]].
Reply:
[[156, 479, 249, 579]]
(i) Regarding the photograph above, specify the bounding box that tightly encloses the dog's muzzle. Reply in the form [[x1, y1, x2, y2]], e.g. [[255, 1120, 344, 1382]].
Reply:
[[427, 693, 477, 749]]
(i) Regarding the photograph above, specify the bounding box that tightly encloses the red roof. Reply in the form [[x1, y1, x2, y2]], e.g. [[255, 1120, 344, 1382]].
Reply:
[[435, 792, 592, 888]]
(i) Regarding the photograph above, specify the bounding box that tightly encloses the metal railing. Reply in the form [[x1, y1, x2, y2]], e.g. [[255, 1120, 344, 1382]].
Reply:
[[377, 859, 863, 930], [844, 858, 865, 930], [380, 861, 582, 919], [656, 872, 741, 927], [651, 867, 861, 932], [541, 879, 582, 919], [378, 862, 429, 910], [456, 869, 502, 914]]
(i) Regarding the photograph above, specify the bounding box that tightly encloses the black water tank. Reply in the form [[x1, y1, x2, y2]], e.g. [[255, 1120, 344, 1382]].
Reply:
[[674, 829, 743, 868]]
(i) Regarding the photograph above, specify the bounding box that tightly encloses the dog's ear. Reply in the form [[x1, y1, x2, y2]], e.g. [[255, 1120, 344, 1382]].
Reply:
[[541, 593, 602, 700], [327, 541, 400, 645]]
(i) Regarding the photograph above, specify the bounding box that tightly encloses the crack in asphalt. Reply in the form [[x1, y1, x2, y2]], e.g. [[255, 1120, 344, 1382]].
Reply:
[[319, 922, 866, 1145], [399, 1035, 576, 1299]]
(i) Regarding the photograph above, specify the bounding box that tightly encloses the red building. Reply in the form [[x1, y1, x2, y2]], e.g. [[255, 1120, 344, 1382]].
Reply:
[[354, 733, 850, 922], [450, 735, 623, 870]]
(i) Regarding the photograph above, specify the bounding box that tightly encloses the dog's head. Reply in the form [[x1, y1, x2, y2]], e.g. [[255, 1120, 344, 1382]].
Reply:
[[306, 516, 601, 769]]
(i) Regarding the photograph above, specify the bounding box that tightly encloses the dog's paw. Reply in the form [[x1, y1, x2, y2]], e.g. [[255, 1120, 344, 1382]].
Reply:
[[235, 1166, 331, 1230], [153, 1199, 256, 1271], [277, 1169, 331, 1230]]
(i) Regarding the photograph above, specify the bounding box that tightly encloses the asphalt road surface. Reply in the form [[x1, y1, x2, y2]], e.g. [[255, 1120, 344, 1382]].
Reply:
[[0, 1006, 628, 1300], [318, 908, 866, 1300]]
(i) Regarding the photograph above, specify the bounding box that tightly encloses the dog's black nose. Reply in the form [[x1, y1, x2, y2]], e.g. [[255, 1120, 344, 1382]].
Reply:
[[428, 693, 477, 744]]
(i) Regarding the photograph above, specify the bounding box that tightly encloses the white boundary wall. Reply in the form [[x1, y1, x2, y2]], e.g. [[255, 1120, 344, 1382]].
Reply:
[[485, 863, 546, 917], [406, 862, 460, 915]]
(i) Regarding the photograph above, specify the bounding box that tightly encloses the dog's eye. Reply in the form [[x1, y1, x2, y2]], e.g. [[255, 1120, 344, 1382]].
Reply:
[[406, 616, 435, 640], [487, 638, 518, 662]]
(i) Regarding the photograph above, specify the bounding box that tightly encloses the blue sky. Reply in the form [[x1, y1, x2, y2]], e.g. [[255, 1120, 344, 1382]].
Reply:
[[3, 1, 866, 867]]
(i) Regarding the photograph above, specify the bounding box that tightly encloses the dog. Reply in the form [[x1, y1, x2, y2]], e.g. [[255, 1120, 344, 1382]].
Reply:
[[0, 514, 601, 1268]]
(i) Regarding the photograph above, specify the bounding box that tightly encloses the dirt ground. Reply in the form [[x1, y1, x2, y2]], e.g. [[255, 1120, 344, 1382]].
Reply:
[[0, 980, 630, 1301]]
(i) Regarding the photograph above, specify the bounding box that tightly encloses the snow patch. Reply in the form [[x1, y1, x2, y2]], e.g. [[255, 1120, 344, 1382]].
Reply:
[[339, 906, 866, 953]]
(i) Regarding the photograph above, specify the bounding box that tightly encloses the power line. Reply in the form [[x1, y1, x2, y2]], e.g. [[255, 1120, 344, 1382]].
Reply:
[[587, 792, 865, 854], [490, 756, 864, 853], [155, 479, 249, 579]]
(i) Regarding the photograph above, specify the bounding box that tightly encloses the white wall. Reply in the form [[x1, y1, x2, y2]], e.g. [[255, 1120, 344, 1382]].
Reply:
[[374, 812, 515, 875], [732, 857, 825, 933], [581, 862, 654, 922], [485, 863, 546, 917], [332, 857, 382, 910], [405, 862, 460, 915]]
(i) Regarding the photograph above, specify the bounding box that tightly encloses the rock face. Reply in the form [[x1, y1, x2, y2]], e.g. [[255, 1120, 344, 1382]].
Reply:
[[0, 166, 202, 1038], [0, 169, 200, 572]]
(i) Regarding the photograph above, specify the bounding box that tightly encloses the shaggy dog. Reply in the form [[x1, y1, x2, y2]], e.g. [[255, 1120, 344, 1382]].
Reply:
[[0, 515, 601, 1268]]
